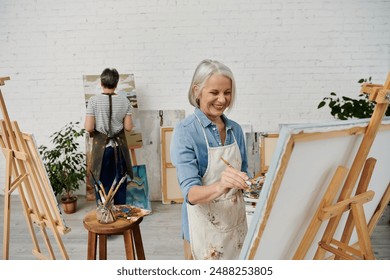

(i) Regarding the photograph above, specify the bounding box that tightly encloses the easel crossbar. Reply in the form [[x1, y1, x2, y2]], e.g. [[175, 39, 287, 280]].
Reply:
[[8, 173, 29, 194], [319, 241, 361, 260], [319, 191, 374, 221], [330, 239, 363, 257]]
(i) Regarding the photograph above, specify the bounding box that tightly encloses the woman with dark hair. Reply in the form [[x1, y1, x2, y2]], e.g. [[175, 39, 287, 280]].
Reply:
[[85, 68, 133, 204]]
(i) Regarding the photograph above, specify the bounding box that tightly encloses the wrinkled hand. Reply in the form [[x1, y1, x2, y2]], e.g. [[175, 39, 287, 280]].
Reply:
[[220, 166, 249, 191]]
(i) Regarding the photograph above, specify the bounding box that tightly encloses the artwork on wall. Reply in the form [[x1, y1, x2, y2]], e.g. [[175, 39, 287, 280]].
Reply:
[[83, 74, 138, 107], [127, 164, 151, 211], [240, 118, 390, 260]]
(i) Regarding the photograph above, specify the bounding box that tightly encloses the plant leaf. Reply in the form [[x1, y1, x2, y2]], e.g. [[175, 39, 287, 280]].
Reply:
[[317, 101, 326, 109]]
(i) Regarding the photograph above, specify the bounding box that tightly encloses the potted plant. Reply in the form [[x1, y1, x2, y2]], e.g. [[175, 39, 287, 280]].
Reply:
[[39, 121, 86, 214], [317, 77, 390, 120]]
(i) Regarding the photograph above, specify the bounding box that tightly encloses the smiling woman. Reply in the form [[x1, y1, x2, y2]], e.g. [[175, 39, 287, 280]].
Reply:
[[171, 59, 250, 260], [196, 74, 232, 144]]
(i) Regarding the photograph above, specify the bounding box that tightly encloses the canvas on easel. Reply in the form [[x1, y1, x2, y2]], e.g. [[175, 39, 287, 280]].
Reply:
[[241, 73, 390, 260], [0, 77, 70, 260]]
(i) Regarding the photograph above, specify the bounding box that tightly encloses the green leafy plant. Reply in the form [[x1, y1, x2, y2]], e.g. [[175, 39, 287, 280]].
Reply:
[[317, 77, 390, 120], [39, 122, 86, 201]]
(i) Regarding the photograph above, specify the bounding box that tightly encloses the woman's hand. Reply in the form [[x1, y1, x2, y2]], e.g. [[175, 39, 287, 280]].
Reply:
[[188, 167, 250, 204], [219, 166, 249, 191]]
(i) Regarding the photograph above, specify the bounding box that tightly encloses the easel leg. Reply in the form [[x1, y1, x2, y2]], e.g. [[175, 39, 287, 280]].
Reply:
[[18, 188, 43, 256], [48, 226, 70, 260], [367, 182, 390, 235], [335, 158, 376, 259], [39, 225, 56, 259], [351, 203, 375, 259], [2, 149, 12, 260]]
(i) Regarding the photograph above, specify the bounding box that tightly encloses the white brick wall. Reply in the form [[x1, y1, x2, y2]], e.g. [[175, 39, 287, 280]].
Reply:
[[0, 0, 389, 196]]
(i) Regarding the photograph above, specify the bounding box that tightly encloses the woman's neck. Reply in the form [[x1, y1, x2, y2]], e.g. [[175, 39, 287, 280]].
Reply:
[[102, 88, 116, 94]]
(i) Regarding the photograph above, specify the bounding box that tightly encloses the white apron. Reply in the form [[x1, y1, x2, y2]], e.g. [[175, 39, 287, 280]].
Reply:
[[187, 119, 247, 260]]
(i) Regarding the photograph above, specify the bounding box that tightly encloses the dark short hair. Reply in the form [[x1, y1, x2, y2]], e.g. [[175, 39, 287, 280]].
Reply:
[[100, 68, 119, 89]]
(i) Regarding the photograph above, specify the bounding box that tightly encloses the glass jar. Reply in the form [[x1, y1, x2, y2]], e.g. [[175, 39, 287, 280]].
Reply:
[[96, 201, 116, 224]]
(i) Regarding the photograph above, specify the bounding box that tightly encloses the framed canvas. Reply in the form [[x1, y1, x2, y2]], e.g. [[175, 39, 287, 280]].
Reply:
[[259, 133, 279, 176], [160, 127, 183, 204]]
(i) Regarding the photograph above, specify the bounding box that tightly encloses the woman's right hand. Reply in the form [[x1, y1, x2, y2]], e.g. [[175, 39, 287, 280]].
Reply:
[[219, 166, 249, 192]]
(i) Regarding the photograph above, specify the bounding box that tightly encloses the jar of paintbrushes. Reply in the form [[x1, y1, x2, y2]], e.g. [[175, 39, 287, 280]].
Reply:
[[91, 172, 127, 224], [96, 201, 116, 224]]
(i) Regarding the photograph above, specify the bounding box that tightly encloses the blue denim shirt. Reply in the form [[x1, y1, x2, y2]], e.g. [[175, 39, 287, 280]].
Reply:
[[170, 108, 249, 241]]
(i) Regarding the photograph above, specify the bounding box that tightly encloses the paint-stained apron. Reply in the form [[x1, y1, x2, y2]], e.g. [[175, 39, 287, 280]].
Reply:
[[187, 119, 247, 260]]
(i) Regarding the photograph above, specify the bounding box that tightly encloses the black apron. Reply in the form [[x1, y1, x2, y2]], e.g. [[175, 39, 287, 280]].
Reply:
[[89, 94, 133, 188]]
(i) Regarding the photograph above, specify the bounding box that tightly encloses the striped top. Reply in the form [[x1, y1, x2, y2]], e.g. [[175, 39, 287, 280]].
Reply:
[[86, 93, 132, 137]]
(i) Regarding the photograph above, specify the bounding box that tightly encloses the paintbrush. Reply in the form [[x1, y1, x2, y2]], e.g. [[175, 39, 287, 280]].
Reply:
[[98, 181, 107, 198], [104, 175, 127, 207], [220, 157, 252, 187], [90, 171, 105, 203], [104, 177, 118, 204]]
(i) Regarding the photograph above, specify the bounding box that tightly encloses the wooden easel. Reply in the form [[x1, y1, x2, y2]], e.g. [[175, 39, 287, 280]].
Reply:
[[293, 73, 390, 260], [0, 77, 70, 260]]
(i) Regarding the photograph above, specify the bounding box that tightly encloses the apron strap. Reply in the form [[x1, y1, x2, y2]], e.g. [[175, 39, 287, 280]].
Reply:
[[107, 94, 124, 177], [194, 114, 238, 148], [194, 114, 210, 149]]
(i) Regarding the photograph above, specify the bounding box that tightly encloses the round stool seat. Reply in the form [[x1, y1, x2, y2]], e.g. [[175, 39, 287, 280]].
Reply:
[[83, 209, 145, 260], [83, 211, 143, 235]]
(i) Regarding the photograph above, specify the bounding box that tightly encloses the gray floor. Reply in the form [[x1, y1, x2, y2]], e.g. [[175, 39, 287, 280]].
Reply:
[[0, 195, 389, 260], [0, 195, 183, 260]]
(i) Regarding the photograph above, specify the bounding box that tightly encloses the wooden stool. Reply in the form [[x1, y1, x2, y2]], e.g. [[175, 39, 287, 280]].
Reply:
[[83, 210, 145, 260]]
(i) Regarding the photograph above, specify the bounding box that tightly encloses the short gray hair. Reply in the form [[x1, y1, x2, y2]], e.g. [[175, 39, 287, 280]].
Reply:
[[188, 59, 236, 111]]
